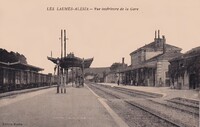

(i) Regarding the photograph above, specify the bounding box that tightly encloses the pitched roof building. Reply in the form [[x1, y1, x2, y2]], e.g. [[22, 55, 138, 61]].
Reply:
[[120, 30, 182, 87], [130, 30, 181, 66]]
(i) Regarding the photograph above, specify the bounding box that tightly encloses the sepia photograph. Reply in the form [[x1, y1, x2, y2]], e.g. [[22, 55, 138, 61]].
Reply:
[[0, 0, 199, 127]]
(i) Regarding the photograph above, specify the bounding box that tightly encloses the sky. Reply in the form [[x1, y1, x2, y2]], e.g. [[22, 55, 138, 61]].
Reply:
[[0, 0, 200, 74]]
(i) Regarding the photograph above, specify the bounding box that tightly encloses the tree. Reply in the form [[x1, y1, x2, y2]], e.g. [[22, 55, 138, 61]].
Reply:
[[110, 62, 123, 72]]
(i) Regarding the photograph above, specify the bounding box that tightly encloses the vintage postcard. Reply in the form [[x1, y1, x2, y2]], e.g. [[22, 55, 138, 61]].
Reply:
[[0, 0, 199, 127]]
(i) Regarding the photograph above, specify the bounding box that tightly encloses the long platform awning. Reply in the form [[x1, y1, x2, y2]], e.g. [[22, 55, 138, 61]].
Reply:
[[0, 61, 44, 72], [118, 61, 156, 73]]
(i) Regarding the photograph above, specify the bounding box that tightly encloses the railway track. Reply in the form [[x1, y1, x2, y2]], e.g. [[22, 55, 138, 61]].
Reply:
[[95, 83, 199, 116], [87, 83, 187, 127], [149, 99, 199, 116], [99, 84, 163, 98], [167, 97, 199, 109]]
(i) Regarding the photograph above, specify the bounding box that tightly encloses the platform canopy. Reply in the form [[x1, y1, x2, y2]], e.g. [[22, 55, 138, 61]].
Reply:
[[0, 61, 44, 72], [47, 53, 93, 69]]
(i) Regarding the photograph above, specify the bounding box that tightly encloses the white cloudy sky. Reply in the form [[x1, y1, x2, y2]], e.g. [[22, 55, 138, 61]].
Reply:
[[0, 0, 200, 74]]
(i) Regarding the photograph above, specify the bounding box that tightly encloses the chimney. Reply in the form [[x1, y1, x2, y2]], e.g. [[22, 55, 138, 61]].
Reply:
[[162, 35, 166, 54], [158, 30, 160, 39], [122, 57, 124, 64], [61, 29, 63, 58], [51, 51, 52, 57], [155, 30, 157, 39], [64, 29, 66, 57]]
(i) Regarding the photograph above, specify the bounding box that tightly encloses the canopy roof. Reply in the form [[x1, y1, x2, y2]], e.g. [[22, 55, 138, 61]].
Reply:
[[47, 54, 93, 69], [0, 61, 43, 72], [119, 62, 156, 72]]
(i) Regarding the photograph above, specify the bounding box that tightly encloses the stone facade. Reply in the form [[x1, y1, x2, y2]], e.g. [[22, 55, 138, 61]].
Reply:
[[169, 46, 200, 90], [130, 30, 181, 66], [120, 30, 182, 87]]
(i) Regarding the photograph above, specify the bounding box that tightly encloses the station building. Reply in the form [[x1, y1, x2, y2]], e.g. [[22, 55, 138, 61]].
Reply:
[[169, 46, 200, 90], [119, 30, 182, 87]]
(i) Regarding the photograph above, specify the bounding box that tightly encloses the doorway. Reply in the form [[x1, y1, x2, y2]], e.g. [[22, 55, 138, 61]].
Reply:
[[189, 74, 198, 89]]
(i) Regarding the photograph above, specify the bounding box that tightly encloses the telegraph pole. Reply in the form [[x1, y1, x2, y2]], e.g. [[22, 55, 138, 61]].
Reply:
[[61, 29, 63, 58], [64, 29, 67, 57]]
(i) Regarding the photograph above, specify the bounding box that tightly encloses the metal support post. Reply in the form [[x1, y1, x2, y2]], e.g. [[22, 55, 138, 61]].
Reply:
[[72, 68, 74, 87], [82, 58, 85, 86], [61, 68, 63, 94], [57, 65, 60, 93], [64, 68, 66, 93]]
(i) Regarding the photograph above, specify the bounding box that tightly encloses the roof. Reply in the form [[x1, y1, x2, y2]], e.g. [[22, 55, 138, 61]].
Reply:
[[170, 46, 200, 62], [184, 46, 200, 56], [120, 51, 182, 72], [130, 41, 182, 55], [0, 61, 43, 72], [0, 48, 42, 71], [146, 51, 183, 62], [119, 61, 156, 72], [84, 67, 110, 78], [47, 55, 94, 69], [85, 67, 110, 74]]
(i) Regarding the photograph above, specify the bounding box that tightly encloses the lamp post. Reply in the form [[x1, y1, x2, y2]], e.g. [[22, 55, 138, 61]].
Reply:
[[57, 59, 60, 93]]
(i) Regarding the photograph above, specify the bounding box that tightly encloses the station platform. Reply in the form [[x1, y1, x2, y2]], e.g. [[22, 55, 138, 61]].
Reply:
[[0, 84, 128, 127], [98, 83, 199, 101]]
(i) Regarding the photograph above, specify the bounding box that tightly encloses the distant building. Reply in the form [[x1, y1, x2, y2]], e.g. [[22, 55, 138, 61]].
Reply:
[[120, 30, 182, 86], [84, 67, 110, 82], [105, 71, 118, 83], [169, 46, 200, 90], [105, 57, 127, 84]]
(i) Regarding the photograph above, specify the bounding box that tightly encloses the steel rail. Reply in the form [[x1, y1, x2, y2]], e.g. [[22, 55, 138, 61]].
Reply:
[[88, 83, 186, 127]]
